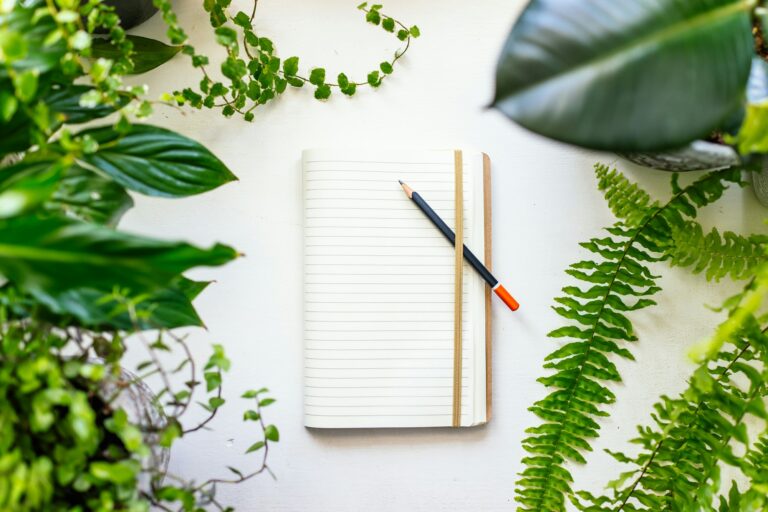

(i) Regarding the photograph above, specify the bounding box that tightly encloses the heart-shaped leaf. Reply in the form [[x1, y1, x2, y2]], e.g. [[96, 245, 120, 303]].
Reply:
[[91, 35, 182, 75], [493, 0, 754, 152], [76, 124, 237, 197]]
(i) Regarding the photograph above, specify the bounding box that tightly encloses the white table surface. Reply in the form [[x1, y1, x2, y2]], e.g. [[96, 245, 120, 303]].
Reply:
[[121, 1, 767, 509]]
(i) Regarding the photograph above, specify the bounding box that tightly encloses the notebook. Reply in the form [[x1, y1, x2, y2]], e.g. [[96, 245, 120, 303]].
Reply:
[[302, 149, 492, 428]]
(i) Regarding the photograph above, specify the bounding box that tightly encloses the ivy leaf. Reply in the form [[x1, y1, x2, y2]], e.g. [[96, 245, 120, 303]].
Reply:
[[214, 27, 238, 47], [397, 29, 409, 41], [367, 70, 381, 87], [264, 425, 279, 442], [409, 25, 420, 37], [233, 11, 251, 29], [341, 82, 357, 96], [366, 9, 381, 25], [75, 124, 237, 198], [337, 73, 349, 89], [382, 17, 395, 32], [309, 67, 326, 86], [380, 61, 393, 74], [283, 56, 299, 76], [314, 84, 331, 100]]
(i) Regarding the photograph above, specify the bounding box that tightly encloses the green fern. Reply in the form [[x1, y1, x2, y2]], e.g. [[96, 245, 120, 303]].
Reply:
[[668, 221, 767, 281], [573, 309, 768, 511], [516, 166, 745, 511]]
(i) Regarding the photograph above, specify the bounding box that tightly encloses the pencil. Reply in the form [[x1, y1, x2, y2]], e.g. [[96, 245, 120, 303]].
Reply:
[[399, 180, 519, 311]]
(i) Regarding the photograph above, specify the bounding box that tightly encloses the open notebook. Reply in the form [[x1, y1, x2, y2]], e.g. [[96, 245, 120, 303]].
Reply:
[[302, 149, 492, 428]]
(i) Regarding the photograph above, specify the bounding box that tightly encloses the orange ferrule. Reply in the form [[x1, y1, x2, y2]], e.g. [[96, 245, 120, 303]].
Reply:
[[494, 284, 519, 311]]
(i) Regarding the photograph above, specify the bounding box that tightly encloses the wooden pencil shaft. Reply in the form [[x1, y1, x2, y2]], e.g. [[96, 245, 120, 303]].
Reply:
[[412, 192, 498, 287]]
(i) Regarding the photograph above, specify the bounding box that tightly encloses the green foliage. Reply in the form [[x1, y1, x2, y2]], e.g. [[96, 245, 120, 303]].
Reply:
[[517, 164, 762, 511], [154, 0, 420, 121], [574, 281, 768, 511], [0, 0, 277, 510], [493, 0, 755, 152], [91, 35, 182, 74]]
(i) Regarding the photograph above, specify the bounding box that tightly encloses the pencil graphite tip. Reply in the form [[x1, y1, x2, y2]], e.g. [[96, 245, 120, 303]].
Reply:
[[398, 180, 414, 199]]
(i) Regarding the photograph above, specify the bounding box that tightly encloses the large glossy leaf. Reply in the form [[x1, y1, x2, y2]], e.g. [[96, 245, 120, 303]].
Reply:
[[0, 215, 238, 310], [91, 35, 182, 75], [49, 278, 210, 329], [493, 0, 755, 152], [0, 82, 123, 155], [46, 165, 134, 225], [0, 160, 62, 217], [46, 85, 127, 124], [76, 124, 238, 197]]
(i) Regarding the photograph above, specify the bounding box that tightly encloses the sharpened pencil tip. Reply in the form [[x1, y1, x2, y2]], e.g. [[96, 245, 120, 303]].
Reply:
[[399, 180, 414, 199]]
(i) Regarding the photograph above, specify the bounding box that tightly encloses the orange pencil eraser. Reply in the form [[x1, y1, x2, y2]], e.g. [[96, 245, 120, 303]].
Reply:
[[494, 284, 519, 311]]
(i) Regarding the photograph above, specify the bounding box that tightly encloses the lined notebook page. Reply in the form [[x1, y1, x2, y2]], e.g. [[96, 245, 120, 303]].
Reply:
[[302, 149, 487, 428]]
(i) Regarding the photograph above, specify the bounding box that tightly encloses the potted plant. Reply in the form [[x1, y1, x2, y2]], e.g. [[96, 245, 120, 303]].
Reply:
[[492, 2, 768, 510], [0, 0, 278, 508], [492, 1, 768, 202]]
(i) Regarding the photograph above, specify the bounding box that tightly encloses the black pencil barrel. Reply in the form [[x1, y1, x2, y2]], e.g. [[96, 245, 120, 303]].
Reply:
[[412, 192, 497, 287]]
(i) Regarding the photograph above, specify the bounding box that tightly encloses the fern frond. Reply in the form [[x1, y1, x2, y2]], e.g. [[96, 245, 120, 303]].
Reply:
[[595, 164, 657, 227], [573, 318, 768, 512], [668, 221, 767, 281], [516, 167, 746, 511]]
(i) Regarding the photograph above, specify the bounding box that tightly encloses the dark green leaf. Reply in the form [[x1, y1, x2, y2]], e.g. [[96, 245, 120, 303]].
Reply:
[[91, 36, 182, 75], [46, 84, 127, 124], [45, 164, 133, 225], [0, 215, 237, 310], [493, 0, 754, 151], [233, 11, 252, 28], [314, 84, 331, 100], [75, 124, 237, 197], [380, 61, 393, 75]]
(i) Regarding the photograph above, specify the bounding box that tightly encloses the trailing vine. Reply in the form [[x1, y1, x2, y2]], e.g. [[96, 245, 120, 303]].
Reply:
[[516, 165, 766, 511], [150, 0, 420, 121]]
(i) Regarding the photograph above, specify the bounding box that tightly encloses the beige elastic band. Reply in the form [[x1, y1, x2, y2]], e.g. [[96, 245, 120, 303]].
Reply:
[[452, 149, 463, 428]]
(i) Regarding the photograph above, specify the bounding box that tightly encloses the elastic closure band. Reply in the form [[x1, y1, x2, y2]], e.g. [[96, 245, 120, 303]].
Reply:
[[452, 149, 463, 428]]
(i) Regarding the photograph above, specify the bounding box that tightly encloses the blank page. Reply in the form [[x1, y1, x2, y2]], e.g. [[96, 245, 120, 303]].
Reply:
[[302, 149, 487, 428]]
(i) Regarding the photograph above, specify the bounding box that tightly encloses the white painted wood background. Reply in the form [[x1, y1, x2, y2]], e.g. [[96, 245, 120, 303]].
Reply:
[[121, 1, 766, 509]]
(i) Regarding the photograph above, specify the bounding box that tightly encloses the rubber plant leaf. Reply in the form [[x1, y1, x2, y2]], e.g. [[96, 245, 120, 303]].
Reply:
[[492, 0, 755, 152]]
